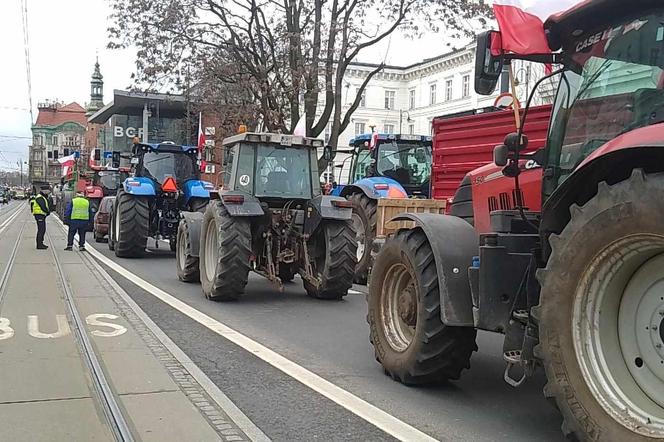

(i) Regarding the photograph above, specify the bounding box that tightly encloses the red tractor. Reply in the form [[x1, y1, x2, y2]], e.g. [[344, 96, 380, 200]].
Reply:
[[368, 2, 664, 441]]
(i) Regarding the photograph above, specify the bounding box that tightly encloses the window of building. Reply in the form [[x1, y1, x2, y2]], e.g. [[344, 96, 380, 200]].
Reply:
[[52, 136, 58, 146], [429, 83, 437, 105], [63, 148, 70, 156], [462, 74, 470, 98], [205, 147, 214, 162], [384, 124, 395, 134], [53, 150, 59, 160], [324, 124, 331, 144], [47, 151, 53, 159], [356, 88, 366, 107], [33, 150, 43, 161], [384, 90, 395, 110], [409, 124, 415, 135], [445, 78, 453, 101], [355, 122, 366, 135], [409, 89, 416, 110], [33, 135, 41, 146]]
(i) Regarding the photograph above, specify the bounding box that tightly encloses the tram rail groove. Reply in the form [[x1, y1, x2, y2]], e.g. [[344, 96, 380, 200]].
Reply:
[[0, 221, 26, 308], [46, 232, 135, 442]]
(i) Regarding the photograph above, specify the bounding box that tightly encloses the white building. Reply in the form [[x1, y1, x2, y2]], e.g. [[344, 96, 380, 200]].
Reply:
[[330, 42, 555, 149]]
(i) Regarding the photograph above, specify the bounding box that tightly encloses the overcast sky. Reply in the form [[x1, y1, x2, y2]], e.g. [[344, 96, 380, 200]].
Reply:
[[0, 0, 460, 172]]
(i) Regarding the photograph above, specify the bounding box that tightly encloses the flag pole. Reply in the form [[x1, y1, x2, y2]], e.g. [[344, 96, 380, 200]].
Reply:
[[508, 63, 522, 131]]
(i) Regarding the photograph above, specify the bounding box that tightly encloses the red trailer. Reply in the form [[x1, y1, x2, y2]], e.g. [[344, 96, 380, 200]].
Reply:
[[431, 105, 552, 232]]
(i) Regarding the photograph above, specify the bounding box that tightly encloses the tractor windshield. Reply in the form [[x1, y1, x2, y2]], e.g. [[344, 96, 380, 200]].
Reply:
[[235, 143, 313, 199], [376, 142, 431, 186], [142, 151, 197, 185], [546, 12, 664, 194], [97, 171, 121, 192]]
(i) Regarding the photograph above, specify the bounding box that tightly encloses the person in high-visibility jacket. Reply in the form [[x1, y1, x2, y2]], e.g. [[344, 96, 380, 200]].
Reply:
[[31, 185, 53, 250], [64, 192, 94, 251]]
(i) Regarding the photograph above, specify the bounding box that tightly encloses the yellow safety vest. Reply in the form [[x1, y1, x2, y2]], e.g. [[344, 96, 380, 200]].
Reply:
[[31, 195, 47, 216], [71, 197, 90, 221]]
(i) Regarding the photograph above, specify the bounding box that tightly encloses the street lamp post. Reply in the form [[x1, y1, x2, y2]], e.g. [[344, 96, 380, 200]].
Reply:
[[399, 110, 412, 135]]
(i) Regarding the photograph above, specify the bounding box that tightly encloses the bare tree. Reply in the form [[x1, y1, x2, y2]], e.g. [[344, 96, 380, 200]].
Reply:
[[108, 0, 489, 166]]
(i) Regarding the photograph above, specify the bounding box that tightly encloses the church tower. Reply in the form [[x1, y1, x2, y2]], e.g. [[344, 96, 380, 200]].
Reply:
[[86, 58, 104, 116]]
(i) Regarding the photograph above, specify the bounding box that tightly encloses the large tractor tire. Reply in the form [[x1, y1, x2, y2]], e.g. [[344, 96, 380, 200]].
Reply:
[[189, 197, 208, 213], [199, 202, 251, 301], [304, 220, 357, 300], [113, 190, 150, 258], [368, 228, 477, 385], [348, 193, 377, 284], [176, 218, 199, 283], [535, 170, 664, 442]]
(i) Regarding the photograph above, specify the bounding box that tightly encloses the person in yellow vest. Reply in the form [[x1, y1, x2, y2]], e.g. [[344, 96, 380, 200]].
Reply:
[[31, 185, 53, 250], [64, 192, 93, 251]]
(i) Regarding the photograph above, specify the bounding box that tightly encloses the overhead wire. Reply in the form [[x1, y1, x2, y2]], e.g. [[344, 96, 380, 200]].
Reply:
[[20, 0, 34, 124]]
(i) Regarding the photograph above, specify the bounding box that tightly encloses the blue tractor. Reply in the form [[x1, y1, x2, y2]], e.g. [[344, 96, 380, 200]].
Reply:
[[330, 133, 432, 283], [109, 141, 214, 258]]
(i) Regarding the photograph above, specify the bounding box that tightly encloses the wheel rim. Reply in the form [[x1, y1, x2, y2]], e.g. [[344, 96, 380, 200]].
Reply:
[[351, 212, 366, 262], [380, 263, 417, 352], [177, 229, 186, 270], [204, 219, 218, 283], [573, 234, 664, 437]]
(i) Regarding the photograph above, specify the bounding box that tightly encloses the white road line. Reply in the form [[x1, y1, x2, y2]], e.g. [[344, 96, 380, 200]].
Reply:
[[0, 206, 24, 235], [82, 237, 438, 441]]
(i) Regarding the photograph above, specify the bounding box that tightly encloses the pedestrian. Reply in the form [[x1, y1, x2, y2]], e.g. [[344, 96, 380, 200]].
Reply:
[[31, 185, 52, 250], [64, 191, 93, 251]]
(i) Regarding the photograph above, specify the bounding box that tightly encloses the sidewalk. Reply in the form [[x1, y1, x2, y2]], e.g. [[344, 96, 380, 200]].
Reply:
[[0, 211, 256, 441]]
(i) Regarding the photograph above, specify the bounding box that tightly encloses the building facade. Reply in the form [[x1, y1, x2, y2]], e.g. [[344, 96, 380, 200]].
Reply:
[[29, 101, 87, 187], [332, 43, 555, 149]]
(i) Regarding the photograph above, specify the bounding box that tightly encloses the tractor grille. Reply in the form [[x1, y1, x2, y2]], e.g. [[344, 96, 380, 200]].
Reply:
[[488, 189, 525, 212]]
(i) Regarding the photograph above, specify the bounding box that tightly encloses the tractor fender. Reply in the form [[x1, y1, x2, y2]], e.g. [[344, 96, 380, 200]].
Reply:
[[183, 180, 213, 204], [305, 195, 353, 236], [219, 191, 264, 217], [392, 213, 478, 326], [122, 177, 156, 196], [339, 177, 408, 199], [180, 211, 204, 257]]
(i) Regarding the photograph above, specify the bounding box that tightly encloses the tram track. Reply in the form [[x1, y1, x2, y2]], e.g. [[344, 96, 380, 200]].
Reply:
[[45, 232, 135, 442]]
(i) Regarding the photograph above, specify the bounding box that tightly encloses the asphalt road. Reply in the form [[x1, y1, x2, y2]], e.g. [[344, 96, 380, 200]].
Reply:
[[56, 227, 565, 442]]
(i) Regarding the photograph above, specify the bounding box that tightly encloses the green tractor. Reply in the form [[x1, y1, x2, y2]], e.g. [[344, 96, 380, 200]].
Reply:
[[176, 132, 358, 301]]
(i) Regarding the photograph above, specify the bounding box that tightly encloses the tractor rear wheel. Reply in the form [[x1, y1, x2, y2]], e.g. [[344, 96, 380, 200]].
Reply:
[[113, 190, 149, 258], [368, 228, 477, 384], [176, 219, 199, 282], [199, 202, 251, 301], [536, 170, 664, 442], [348, 193, 376, 285], [304, 220, 357, 300]]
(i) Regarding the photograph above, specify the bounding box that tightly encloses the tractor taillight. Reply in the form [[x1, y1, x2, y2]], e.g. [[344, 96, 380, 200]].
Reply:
[[127, 180, 141, 187], [331, 200, 353, 209], [374, 184, 389, 190], [222, 194, 244, 204]]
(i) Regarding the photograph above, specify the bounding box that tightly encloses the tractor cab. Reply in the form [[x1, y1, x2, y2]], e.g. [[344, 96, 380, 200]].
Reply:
[[338, 133, 432, 197], [130, 142, 201, 190], [220, 132, 324, 207]]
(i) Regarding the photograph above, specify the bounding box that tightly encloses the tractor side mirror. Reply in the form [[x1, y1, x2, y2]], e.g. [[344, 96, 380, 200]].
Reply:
[[494, 144, 508, 167], [475, 30, 504, 96], [112, 152, 121, 168], [323, 145, 333, 162]]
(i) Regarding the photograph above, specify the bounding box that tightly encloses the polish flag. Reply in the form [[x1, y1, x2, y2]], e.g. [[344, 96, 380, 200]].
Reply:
[[493, 0, 586, 55], [368, 130, 379, 150], [58, 153, 77, 177], [198, 112, 207, 172]]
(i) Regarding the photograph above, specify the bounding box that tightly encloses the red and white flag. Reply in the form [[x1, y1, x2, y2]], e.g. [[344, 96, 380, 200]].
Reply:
[[368, 130, 379, 150], [493, 0, 586, 55], [197, 112, 207, 171], [57, 153, 76, 177]]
